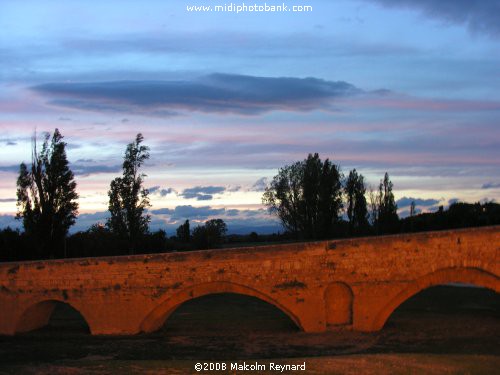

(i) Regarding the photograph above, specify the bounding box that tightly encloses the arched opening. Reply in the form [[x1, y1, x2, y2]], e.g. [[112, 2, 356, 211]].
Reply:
[[380, 284, 499, 352], [161, 293, 299, 335], [373, 267, 499, 331], [140, 281, 303, 333], [16, 300, 90, 334]]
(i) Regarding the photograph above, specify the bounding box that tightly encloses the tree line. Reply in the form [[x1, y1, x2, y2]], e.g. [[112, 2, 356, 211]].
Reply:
[[4, 129, 230, 260], [1, 130, 498, 262], [262, 153, 400, 239]]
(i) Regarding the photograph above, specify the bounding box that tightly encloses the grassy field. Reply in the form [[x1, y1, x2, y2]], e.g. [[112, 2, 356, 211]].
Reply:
[[1, 354, 500, 375]]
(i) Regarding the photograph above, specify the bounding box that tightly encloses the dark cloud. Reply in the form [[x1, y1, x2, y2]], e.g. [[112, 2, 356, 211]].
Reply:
[[243, 209, 267, 217], [225, 209, 240, 217], [195, 195, 213, 201], [251, 177, 269, 192], [152, 205, 226, 220], [6, 141, 17, 146], [0, 198, 16, 203], [149, 205, 279, 233], [159, 188, 174, 197], [149, 186, 175, 196], [448, 198, 460, 205], [65, 143, 83, 150], [149, 185, 161, 194], [1, 163, 120, 176], [0, 207, 280, 235], [481, 182, 500, 189], [396, 197, 440, 207], [31, 74, 361, 116], [0, 165, 20, 173], [57, 32, 417, 65], [71, 163, 122, 176], [151, 205, 264, 221], [365, 0, 500, 37], [180, 186, 226, 201]]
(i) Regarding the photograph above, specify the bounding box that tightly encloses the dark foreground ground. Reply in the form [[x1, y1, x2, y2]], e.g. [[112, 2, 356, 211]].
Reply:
[[0, 286, 499, 374]]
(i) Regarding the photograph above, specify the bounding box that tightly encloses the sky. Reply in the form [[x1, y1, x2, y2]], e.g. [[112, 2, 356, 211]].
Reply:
[[0, 0, 499, 234]]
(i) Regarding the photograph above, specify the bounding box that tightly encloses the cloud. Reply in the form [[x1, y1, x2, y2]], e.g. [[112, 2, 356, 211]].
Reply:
[[150, 186, 175, 196], [180, 186, 226, 201], [365, 0, 500, 37], [448, 198, 460, 206], [149, 185, 161, 194], [76, 211, 110, 229], [396, 197, 440, 207], [0, 205, 280, 235], [1, 162, 121, 177], [70, 163, 122, 176], [159, 188, 174, 196], [251, 177, 269, 192], [31, 74, 361, 116], [152, 205, 226, 220], [0, 165, 20, 173], [481, 182, 500, 189], [0, 198, 16, 203], [150, 205, 280, 233], [1, 136, 33, 148]]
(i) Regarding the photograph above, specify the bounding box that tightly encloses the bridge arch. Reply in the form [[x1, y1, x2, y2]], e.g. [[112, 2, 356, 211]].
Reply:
[[139, 281, 303, 333], [371, 267, 500, 331], [15, 298, 92, 334]]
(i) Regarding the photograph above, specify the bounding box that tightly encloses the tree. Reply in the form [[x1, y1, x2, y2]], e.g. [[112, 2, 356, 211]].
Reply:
[[376, 172, 399, 233], [107, 133, 150, 253], [263, 153, 343, 239], [368, 186, 378, 227], [345, 169, 369, 235], [192, 218, 227, 249], [176, 219, 190, 243], [16, 129, 78, 258], [410, 200, 416, 217]]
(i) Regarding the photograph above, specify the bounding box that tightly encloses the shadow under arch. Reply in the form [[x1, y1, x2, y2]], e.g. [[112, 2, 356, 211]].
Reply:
[[140, 281, 303, 333], [372, 267, 500, 331], [15, 298, 92, 334]]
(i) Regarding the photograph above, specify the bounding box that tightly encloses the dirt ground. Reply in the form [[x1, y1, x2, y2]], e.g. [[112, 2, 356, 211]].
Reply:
[[0, 286, 498, 374]]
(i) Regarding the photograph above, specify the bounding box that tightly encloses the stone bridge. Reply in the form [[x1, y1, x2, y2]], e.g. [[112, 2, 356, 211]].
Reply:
[[0, 226, 498, 335]]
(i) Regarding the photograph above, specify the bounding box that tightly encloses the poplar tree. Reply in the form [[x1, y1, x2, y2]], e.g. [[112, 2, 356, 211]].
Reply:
[[16, 129, 78, 258], [176, 219, 191, 243], [345, 169, 369, 235], [107, 133, 150, 253], [376, 172, 399, 233]]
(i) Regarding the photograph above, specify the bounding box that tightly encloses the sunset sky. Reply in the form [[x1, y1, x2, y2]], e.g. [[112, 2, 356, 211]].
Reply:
[[1, 0, 499, 234]]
